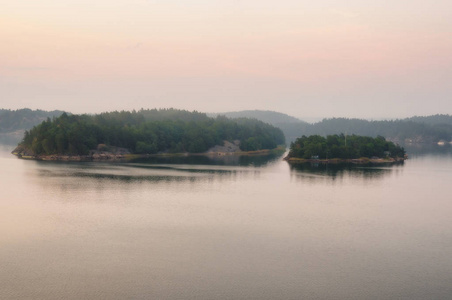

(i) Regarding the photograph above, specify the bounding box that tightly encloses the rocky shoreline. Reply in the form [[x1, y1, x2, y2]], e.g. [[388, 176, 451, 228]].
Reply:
[[284, 156, 406, 164], [11, 143, 284, 162]]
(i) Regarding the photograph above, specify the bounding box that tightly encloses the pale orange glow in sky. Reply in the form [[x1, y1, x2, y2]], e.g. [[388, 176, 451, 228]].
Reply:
[[1, 0, 452, 118]]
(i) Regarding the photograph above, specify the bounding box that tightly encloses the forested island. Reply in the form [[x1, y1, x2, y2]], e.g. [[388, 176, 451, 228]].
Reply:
[[12, 109, 285, 160], [285, 134, 406, 164]]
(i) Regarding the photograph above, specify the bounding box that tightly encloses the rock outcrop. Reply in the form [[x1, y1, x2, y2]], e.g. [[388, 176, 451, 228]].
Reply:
[[206, 140, 241, 154]]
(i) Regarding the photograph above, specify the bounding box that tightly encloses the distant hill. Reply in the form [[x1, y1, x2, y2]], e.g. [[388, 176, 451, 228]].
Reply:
[[0, 108, 66, 132], [211, 111, 452, 145], [209, 110, 310, 143], [403, 114, 452, 126], [0, 108, 66, 145], [291, 116, 452, 144], [210, 110, 305, 125]]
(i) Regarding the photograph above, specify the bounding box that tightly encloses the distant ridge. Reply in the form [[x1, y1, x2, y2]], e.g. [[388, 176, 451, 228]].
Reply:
[[209, 110, 307, 126], [210, 110, 452, 144], [403, 114, 452, 126], [209, 110, 311, 143], [0, 108, 66, 145], [0, 108, 66, 132]]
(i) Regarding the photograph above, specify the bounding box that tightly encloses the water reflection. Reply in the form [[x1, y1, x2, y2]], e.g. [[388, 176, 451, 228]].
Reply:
[[289, 162, 403, 182], [26, 159, 266, 200], [33, 161, 245, 183], [26, 151, 284, 184], [4, 148, 283, 198], [128, 151, 284, 167]]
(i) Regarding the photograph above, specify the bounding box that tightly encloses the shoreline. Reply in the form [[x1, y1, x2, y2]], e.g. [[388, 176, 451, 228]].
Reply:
[[12, 147, 285, 162], [284, 156, 406, 165]]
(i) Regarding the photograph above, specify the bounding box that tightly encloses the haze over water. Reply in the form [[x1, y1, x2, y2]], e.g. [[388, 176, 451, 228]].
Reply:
[[1, 145, 451, 299]]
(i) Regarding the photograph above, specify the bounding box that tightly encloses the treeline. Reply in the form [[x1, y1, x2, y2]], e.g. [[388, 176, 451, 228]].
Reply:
[[0, 108, 65, 133], [211, 110, 303, 125], [20, 109, 285, 155], [405, 114, 452, 126], [287, 134, 406, 160]]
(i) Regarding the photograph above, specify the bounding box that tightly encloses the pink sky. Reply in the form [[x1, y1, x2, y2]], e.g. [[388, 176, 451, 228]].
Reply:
[[1, 0, 451, 119]]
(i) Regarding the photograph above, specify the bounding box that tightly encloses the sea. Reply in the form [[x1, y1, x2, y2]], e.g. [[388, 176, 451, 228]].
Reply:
[[1, 143, 451, 299]]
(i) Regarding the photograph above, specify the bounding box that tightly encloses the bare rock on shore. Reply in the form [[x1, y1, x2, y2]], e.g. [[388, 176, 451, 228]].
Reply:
[[207, 140, 241, 154], [12, 144, 132, 161], [89, 145, 130, 159], [11, 144, 34, 157]]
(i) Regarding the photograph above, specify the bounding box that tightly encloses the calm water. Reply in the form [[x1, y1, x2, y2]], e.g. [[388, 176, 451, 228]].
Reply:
[[1, 144, 452, 299]]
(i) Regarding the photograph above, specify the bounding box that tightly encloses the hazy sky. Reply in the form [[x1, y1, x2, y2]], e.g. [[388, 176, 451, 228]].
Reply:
[[1, 0, 451, 119]]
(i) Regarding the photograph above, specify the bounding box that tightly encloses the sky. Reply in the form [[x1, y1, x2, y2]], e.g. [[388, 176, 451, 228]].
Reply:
[[1, 0, 452, 120]]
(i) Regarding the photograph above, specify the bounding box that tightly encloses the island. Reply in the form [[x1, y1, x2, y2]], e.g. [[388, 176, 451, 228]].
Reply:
[[11, 109, 286, 161], [284, 134, 406, 164]]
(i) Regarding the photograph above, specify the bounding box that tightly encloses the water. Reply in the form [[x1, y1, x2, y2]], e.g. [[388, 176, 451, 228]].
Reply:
[[1, 144, 452, 299]]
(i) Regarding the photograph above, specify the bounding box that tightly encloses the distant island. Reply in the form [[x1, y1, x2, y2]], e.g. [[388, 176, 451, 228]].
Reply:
[[0, 108, 65, 145], [214, 110, 452, 144], [11, 109, 285, 161], [284, 134, 406, 164]]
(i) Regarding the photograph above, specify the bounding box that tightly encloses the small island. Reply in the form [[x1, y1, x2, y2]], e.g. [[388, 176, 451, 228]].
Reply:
[[11, 109, 286, 161], [284, 134, 406, 164]]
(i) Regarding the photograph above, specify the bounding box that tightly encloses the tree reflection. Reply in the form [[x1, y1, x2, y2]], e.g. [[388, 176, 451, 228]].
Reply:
[[128, 151, 284, 167], [289, 161, 403, 181]]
